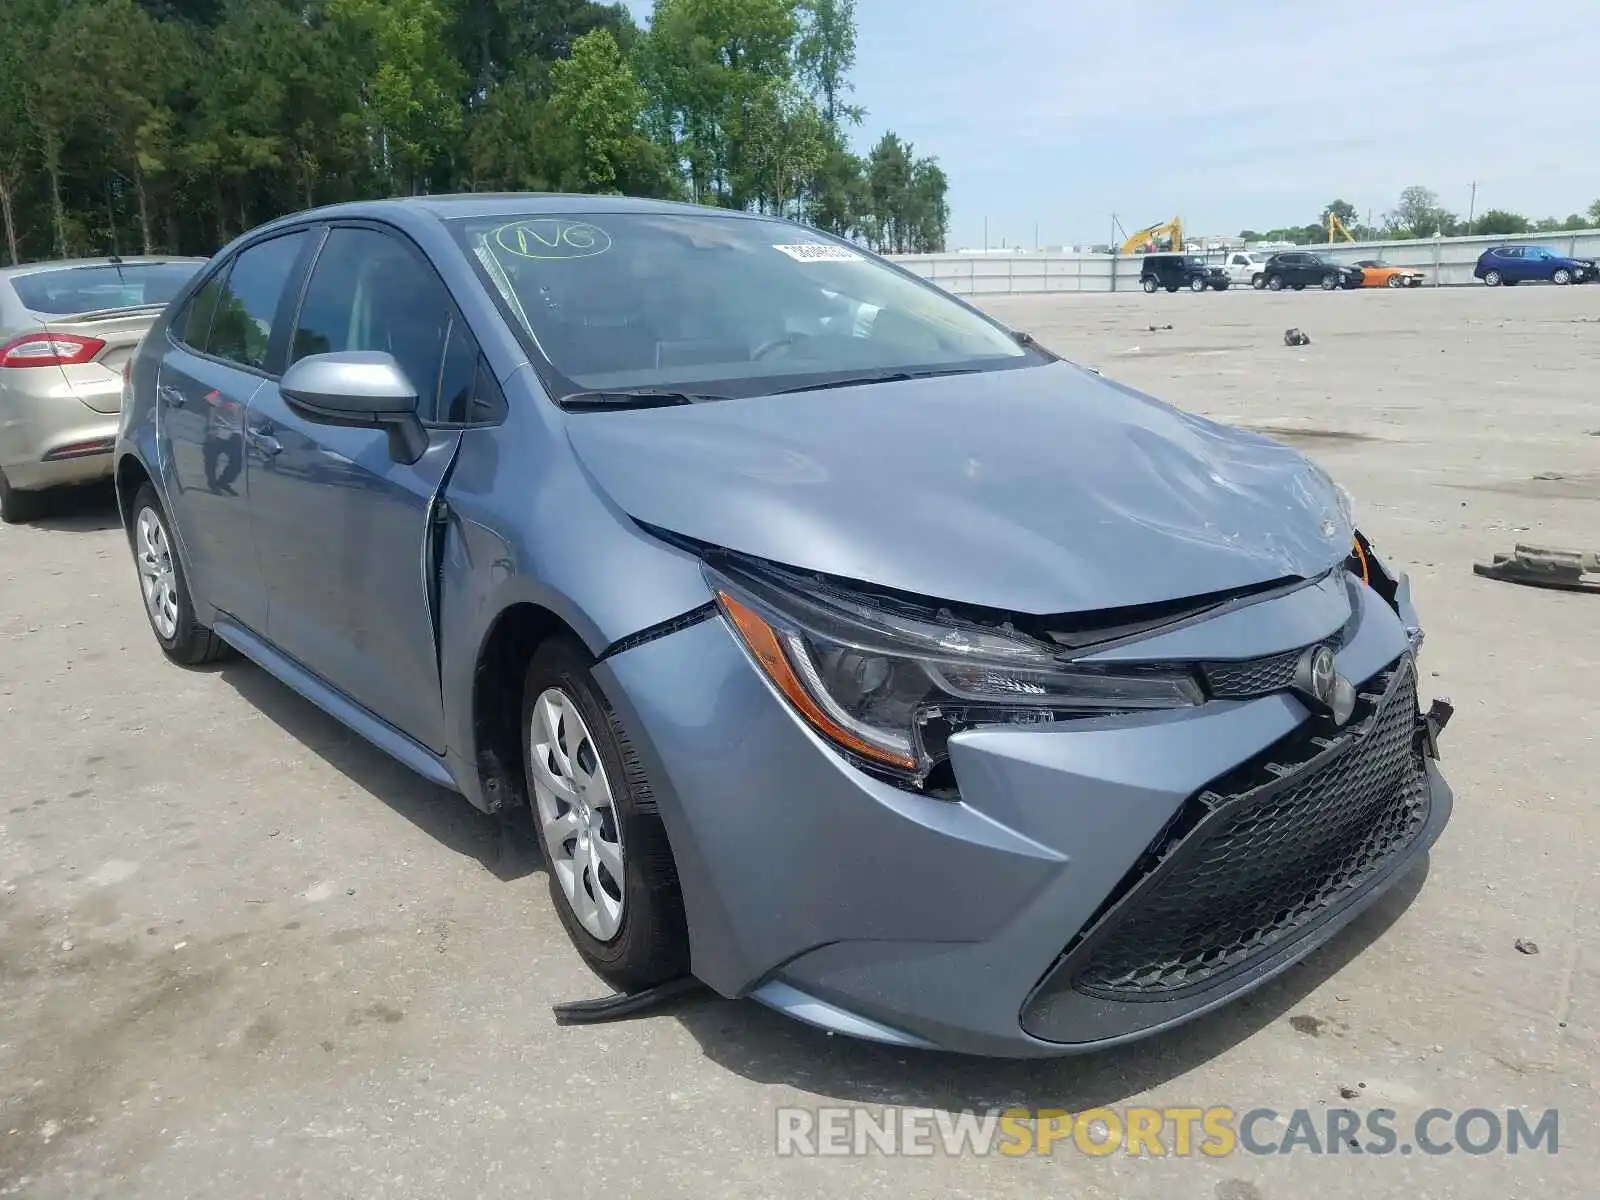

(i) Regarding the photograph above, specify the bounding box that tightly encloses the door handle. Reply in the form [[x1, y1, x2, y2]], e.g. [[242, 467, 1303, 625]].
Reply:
[[247, 428, 281, 456], [159, 386, 187, 408]]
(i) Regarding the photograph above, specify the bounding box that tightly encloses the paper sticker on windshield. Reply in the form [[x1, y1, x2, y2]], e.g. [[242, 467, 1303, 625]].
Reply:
[[773, 242, 859, 263], [493, 219, 612, 260]]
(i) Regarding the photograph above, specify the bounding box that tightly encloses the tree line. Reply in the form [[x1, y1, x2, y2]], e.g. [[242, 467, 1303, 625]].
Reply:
[[0, 0, 951, 265], [1241, 188, 1600, 246]]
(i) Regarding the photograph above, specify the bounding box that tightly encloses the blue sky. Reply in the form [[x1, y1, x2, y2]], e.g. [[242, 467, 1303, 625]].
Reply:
[[622, 0, 1600, 248]]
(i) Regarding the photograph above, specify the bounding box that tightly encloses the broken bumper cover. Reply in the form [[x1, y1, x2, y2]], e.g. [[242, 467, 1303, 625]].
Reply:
[[596, 576, 1453, 1058]]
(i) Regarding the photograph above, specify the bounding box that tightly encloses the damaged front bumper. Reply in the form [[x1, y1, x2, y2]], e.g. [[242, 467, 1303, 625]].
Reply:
[[596, 553, 1455, 1057]]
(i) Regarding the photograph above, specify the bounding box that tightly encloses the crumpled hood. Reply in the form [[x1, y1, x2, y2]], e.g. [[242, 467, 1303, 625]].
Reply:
[[563, 362, 1353, 615]]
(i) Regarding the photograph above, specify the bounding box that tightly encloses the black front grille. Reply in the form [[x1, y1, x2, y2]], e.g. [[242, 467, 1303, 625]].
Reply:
[[1069, 656, 1427, 999], [1200, 627, 1347, 699]]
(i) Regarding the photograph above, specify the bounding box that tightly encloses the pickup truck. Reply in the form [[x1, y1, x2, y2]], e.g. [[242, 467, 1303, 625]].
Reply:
[[1218, 251, 1271, 289]]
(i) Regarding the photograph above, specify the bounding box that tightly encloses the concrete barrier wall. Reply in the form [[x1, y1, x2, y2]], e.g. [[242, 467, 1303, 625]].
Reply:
[[888, 230, 1600, 296]]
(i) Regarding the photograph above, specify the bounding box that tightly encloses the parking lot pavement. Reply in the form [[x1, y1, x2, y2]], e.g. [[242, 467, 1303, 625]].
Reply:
[[3, 284, 1597, 1199]]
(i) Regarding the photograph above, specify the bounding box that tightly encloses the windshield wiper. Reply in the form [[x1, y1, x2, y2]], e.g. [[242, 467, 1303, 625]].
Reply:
[[775, 366, 982, 396], [557, 389, 731, 411]]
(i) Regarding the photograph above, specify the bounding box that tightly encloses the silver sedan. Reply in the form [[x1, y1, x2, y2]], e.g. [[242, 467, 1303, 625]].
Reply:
[[1, 256, 204, 522]]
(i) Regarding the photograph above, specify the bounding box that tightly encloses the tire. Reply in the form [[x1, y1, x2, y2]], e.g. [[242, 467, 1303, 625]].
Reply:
[[1267, 275, 1285, 291], [128, 484, 230, 665], [0, 467, 49, 525], [1141, 278, 1158, 294], [522, 637, 688, 991], [1483, 270, 1502, 287], [1165, 285, 1179, 293], [1251, 273, 1265, 290], [1553, 268, 1572, 285], [1386, 275, 1404, 288], [1215, 280, 1230, 290], [1292, 283, 1306, 291], [1190, 276, 1207, 293], [1320, 273, 1339, 291]]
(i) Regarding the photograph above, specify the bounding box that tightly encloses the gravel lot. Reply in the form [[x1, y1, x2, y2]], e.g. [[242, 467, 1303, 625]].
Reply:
[[3, 283, 1597, 1198]]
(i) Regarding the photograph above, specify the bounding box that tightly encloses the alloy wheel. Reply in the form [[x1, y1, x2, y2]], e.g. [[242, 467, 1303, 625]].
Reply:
[[529, 687, 626, 941], [135, 506, 180, 640]]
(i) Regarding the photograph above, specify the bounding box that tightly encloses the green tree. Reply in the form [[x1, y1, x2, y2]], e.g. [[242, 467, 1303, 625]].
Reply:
[[859, 132, 947, 252], [1474, 209, 1529, 235], [1386, 185, 1452, 238], [1321, 199, 1357, 236], [328, 0, 464, 194], [546, 29, 651, 192], [739, 80, 827, 215], [1588, 199, 1600, 226], [639, 0, 800, 205], [795, 0, 859, 126]]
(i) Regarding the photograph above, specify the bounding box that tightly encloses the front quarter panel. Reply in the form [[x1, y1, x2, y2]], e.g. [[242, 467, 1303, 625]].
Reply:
[[436, 365, 717, 782]]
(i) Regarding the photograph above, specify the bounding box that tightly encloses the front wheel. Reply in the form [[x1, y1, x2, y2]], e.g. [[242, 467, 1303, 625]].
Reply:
[[1321, 273, 1339, 290], [523, 638, 688, 991], [1267, 275, 1285, 291], [1483, 269, 1502, 286], [1386, 274, 1404, 288], [1251, 273, 1266, 289], [129, 485, 230, 665], [1190, 276, 1208, 293], [1141, 278, 1158, 294], [1553, 267, 1573, 285]]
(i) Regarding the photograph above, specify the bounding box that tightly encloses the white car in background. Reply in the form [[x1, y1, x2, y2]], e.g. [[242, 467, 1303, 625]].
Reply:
[[1219, 251, 1272, 290]]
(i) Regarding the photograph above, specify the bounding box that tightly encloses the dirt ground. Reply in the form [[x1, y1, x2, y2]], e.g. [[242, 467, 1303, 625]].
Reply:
[[2, 283, 1597, 1198]]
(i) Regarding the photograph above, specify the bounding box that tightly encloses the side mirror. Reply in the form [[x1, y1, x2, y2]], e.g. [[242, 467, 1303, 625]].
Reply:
[[280, 351, 427, 463]]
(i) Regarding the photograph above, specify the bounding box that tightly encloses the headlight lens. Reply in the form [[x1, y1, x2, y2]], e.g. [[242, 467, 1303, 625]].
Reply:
[[707, 561, 1204, 786]]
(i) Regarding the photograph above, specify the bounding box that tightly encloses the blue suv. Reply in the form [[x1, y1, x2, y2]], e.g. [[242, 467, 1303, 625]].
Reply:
[[1474, 244, 1596, 286]]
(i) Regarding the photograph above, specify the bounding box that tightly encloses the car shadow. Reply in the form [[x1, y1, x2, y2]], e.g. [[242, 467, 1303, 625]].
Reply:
[[216, 659, 542, 883], [26, 481, 123, 532], [668, 861, 1429, 1110]]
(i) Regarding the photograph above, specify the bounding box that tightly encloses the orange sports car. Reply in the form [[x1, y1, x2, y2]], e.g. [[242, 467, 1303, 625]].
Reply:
[[1353, 259, 1426, 288]]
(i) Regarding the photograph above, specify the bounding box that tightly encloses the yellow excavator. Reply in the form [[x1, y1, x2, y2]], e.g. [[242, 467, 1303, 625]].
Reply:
[[1326, 212, 1356, 243], [1119, 217, 1183, 255]]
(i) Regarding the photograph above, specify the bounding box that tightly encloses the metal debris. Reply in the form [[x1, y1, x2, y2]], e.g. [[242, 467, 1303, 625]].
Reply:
[[1284, 328, 1311, 347], [1474, 544, 1600, 595], [1514, 938, 1540, 955]]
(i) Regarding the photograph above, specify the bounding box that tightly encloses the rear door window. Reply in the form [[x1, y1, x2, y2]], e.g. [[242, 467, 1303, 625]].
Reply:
[[205, 231, 310, 371], [180, 270, 227, 350]]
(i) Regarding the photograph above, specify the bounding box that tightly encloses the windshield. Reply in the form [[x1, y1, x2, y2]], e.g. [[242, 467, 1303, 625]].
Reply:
[[11, 262, 200, 315], [448, 211, 1041, 397]]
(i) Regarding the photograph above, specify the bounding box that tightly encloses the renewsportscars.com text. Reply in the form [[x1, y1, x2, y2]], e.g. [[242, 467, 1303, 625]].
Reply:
[[774, 1105, 1559, 1158]]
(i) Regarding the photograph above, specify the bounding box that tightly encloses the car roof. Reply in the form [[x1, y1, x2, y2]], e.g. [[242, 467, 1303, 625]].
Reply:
[[253, 193, 763, 227], [0, 255, 207, 280]]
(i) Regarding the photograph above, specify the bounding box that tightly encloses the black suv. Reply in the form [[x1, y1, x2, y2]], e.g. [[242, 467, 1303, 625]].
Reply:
[[1140, 254, 1230, 293], [1260, 251, 1362, 291]]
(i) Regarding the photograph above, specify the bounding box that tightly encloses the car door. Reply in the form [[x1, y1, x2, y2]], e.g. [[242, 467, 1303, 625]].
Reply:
[[1496, 247, 1524, 281], [155, 229, 313, 629], [243, 223, 469, 752]]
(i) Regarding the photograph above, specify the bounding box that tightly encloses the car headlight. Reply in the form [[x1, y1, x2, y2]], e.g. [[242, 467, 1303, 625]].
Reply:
[[706, 560, 1204, 786]]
